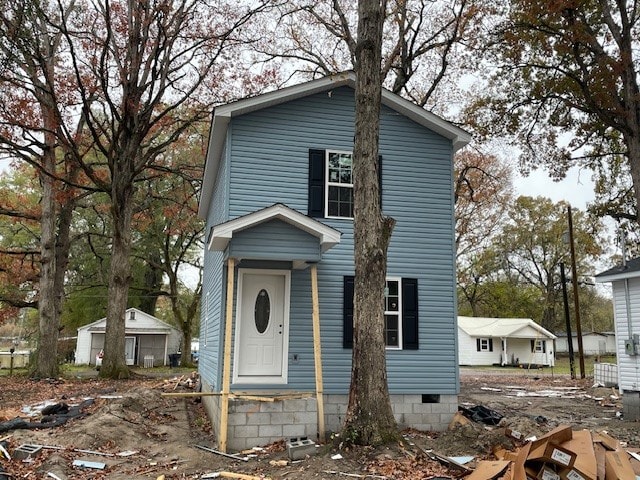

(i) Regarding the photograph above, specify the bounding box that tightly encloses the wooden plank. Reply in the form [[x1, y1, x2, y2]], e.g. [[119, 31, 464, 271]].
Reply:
[[310, 264, 325, 442], [219, 257, 236, 453]]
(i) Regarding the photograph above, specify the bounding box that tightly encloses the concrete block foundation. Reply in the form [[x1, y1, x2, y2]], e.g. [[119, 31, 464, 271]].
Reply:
[[201, 382, 459, 452]]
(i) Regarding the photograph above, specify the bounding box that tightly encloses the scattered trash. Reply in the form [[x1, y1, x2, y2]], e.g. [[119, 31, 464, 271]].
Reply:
[[268, 459, 288, 466], [116, 450, 139, 457], [0, 399, 94, 433], [0, 444, 10, 460], [72, 459, 106, 470], [46, 473, 63, 480], [459, 405, 504, 426], [13, 444, 42, 460], [200, 472, 270, 479], [194, 444, 249, 462], [286, 437, 316, 460], [322, 471, 388, 479], [331, 453, 343, 460], [467, 425, 636, 480]]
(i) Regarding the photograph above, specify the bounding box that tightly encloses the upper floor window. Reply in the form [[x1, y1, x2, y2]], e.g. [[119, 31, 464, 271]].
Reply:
[[309, 148, 382, 220], [326, 151, 354, 219]]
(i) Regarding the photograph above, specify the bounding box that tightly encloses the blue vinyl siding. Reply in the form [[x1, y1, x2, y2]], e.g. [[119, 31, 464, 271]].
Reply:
[[229, 219, 321, 262], [199, 142, 230, 390], [203, 85, 459, 395]]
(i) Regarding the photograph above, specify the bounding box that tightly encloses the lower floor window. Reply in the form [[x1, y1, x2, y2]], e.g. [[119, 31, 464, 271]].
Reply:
[[385, 278, 401, 348]]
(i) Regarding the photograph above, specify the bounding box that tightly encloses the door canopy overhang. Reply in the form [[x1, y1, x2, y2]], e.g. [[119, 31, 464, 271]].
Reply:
[[208, 203, 341, 254]]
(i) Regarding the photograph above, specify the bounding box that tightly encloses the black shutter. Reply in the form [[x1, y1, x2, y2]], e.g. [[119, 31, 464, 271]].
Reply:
[[378, 154, 383, 209], [489, 338, 493, 352], [402, 278, 419, 350], [476, 339, 481, 352], [343, 276, 355, 348], [308, 149, 325, 217], [531, 340, 535, 352], [542, 340, 546, 353]]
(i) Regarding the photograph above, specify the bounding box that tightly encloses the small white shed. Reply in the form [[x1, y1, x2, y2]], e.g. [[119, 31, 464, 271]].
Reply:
[[555, 331, 616, 355], [75, 308, 182, 367], [457, 316, 557, 367], [596, 258, 640, 420]]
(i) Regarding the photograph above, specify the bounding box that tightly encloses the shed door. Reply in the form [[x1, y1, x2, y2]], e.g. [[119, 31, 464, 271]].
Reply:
[[125, 336, 136, 365], [234, 271, 289, 384]]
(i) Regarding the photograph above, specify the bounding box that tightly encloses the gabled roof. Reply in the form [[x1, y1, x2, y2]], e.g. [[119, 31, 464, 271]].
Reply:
[[198, 71, 472, 219], [457, 316, 557, 340], [595, 257, 640, 282], [208, 203, 341, 253], [77, 307, 178, 333]]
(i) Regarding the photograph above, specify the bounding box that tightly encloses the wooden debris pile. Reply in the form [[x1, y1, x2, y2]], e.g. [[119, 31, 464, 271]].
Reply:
[[158, 371, 200, 391], [466, 424, 640, 480]]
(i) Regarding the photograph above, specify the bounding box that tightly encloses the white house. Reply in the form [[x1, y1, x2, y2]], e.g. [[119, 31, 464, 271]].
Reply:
[[555, 331, 616, 356], [595, 258, 640, 421], [75, 308, 182, 367], [457, 316, 557, 367]]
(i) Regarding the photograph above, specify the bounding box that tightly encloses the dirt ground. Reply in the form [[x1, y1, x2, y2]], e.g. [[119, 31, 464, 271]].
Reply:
[[0, 368, 636, 479]]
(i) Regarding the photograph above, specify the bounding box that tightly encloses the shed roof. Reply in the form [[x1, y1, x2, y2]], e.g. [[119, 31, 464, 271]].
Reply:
[[198, 71, 471, 219], [457, 316, 557, 340], [77, 307, 179, 334], [595, 257, 640, 282]]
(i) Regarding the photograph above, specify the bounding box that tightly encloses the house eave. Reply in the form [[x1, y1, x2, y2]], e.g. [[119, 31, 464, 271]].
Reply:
[[208, 203, 341, 253], [198, 71, 471, 220]]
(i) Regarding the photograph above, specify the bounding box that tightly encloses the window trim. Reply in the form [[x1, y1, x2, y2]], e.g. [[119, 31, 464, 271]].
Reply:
[[478, 337, 492, 352], [324, 150, 354, 220], [534, 339, 545, 353], [384, 277, 402, 350]]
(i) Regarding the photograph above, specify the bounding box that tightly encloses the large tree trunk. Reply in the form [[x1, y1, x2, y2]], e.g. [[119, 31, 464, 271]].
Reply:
[[100, 178, 134, 379], [342, 0, 398, 446], [34, 142, 60, 378]]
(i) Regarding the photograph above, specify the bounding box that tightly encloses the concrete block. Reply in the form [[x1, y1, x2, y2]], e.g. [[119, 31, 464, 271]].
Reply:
[[399, 394, 421, 404], [245, 412, 271, 425], [283, 423, 308, 438], [282, 399, 311, 412], [14, 444, 42, 460], [287, 438, 317, 461], [233, 425, 258, 438], [259, 402, 283, 413], [431, 403, 453, 414], [271, 412, 295, 425], [293, 411, 317, 425], [258, 424, 283, 437], [233, 402, 261, 414], [392, 402, 412, 414], [227, 413, 247, 426], [412, 403, 433, 414], [402, 413, 425, 425]]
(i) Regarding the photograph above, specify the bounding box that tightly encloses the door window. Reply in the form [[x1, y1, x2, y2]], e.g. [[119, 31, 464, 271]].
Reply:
[[254, 289, 271, 334]]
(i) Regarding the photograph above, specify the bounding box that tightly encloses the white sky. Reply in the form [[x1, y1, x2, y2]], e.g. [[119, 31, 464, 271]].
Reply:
[[513, 166, 595, 211]]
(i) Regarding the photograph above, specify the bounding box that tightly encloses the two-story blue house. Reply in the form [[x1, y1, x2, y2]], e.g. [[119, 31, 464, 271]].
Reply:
[[197, 72, 470, 452]]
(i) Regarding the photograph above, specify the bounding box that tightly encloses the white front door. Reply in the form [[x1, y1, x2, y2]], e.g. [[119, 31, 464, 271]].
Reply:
[[235, 270, 290, 384], [125, 336, 136, 365]]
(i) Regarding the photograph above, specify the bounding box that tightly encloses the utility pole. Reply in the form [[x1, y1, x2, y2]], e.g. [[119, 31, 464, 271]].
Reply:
[[560, 262, 576, 379], [567, 206, 585, 378]]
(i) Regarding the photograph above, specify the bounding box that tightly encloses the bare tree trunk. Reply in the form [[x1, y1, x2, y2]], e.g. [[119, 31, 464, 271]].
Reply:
[[33, 50, 62, 378], [342, 0, 398, 446], [100, 180, 134, 379], [34, 141, 59, 378]]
